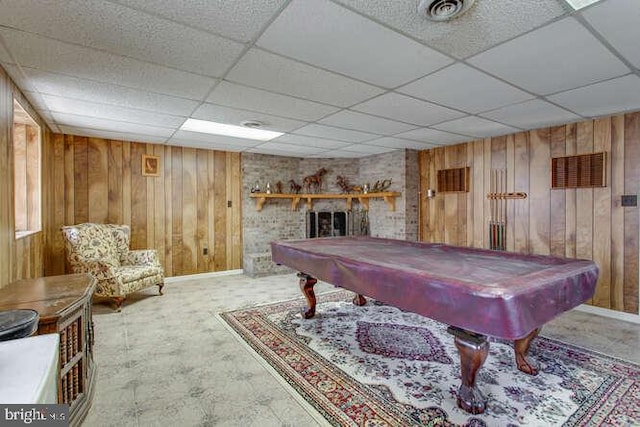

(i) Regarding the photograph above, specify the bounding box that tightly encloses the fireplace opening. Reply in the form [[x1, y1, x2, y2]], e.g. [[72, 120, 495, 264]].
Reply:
[[306, 210, 369, 238]]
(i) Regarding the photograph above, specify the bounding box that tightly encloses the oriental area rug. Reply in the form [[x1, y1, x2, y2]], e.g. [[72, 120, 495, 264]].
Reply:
[[219, 291, 640, 426]]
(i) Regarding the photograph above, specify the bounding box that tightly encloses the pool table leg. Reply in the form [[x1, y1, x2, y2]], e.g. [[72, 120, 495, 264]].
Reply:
[[514, 327, 540, 375], [450, 330, 489, 414], [297, 272, 317, 319], [352, 294, 367, 306]]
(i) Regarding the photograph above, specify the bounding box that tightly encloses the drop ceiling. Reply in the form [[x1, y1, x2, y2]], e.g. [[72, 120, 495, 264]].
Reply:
[[0, 0, 638, 158]]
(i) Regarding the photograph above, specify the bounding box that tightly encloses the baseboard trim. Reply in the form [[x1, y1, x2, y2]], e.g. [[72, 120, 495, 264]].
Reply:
[[574, 303, 640, 324], [165, 269, 244, 283]]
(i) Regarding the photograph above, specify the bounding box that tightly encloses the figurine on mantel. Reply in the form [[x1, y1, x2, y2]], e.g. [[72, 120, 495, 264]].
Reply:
[[371, 179, 392, 192], [288, 179, 302, 194], [336, 175, 359, 193], [337, 175, 385, 194], [302, 167, 328, 193]]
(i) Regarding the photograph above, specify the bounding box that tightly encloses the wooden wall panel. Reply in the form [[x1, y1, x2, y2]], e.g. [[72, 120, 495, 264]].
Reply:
[[130, 142, 147, 248], [482, 139, 492, 249], [575, 122, 594, 264], [592, 118, 612, 308], [610, 115, 625, 311], [163, 148, 173, 276], [443, 147, 457, 245], [472, 140, 484, 248], [549, 126, 566, 257], [73, 138, 89, 223], [41, 136, 242, 278], [181, 148, 197, 274], [152, 144, 166, 273], [623, 113, 640, 314], [0, 68, 11, 287], [505, 135, 516, 252], [213, 151, 227, 271], [513, 132, 530, 254], [564, 124, 577, 258], [529, 128, 551, 256], [419, 112, 640, 315], [88, 138, 108, 223]]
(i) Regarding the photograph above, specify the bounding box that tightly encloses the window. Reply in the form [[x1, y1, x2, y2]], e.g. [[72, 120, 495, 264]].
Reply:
[[13, 99, 41, 238]]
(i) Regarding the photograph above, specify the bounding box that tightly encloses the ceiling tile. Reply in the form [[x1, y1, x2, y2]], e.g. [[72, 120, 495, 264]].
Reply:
[[110, 0, 288, 43], [364, 137, 438, 150], [469, 17, 630, 95], [582, 0, 640, 69], [337, 144, 397, 155], [480, 99, 582, 129], [191, 103, 305, 132], [394, 128, 470, 145], [0, 28, 216, 100], [398, 63, 533, 113], [292, 124, 378, 142], [226, 49, 384, 107], [547, 75, 640, 117], [15, 67, 200, 116], [318, 110, 417, 135], [272, 134, 352, 150], [168, 130, 262, 149], [57, 125, 169, 144], [352, 92, 465, 126], [42, 94, 186, 128], [250, 141, 326, 154], [333, 0, 567, 59], [0, 0, 245, 77], [246, 145, 308, 158], [432, 116, 520, 138], [257, 0, 453, 88], [206, 81, 339, 122], [52, 112, 175, 137]]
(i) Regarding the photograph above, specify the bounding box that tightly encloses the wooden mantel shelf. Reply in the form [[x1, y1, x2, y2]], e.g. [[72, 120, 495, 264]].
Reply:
[[249, 192, 401, 212]]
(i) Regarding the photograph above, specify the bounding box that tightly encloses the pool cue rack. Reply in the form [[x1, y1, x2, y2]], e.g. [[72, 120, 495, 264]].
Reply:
[[487, 169, 527, 251]]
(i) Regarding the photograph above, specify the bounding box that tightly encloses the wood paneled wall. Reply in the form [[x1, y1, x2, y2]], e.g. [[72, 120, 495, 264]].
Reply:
[[0, 66, 50, 288], [44, 135, 243, 278], [419, 112, 640, 315]]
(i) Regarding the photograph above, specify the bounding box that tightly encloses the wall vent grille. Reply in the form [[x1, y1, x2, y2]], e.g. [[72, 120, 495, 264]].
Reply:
[[437, 167, 470, 192], [551, 152, 606, 189]]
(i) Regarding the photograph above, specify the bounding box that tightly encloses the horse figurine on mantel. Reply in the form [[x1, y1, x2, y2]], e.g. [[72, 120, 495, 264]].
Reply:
[[303, 167, 328, 193]]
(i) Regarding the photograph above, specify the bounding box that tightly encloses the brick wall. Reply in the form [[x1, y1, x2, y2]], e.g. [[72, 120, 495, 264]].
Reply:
[[242, 150, 419, 276]]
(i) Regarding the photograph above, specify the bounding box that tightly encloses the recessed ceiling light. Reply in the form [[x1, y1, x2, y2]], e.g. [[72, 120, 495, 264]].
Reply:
[[180, 118, 283, 141], [565, 0, 600, 10]]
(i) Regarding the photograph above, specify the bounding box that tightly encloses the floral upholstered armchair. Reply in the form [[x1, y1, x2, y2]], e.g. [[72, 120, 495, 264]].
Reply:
[[61, 223, 164, 311]]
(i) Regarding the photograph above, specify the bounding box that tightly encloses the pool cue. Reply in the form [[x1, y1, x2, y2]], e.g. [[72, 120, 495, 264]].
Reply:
[[502, 169, 507, 250], [489, 170, 494, 249]]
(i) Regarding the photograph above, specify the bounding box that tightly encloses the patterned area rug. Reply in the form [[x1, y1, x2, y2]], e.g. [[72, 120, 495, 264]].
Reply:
[[219, 291, 640, 426]]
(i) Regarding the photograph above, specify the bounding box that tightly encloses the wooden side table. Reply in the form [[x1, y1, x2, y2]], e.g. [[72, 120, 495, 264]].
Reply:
[[0, 274, 97, 427]]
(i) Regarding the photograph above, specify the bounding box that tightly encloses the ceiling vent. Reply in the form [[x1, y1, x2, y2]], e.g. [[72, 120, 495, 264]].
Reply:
[[418, 0, 476, 21], [240, 120, 264, 128]]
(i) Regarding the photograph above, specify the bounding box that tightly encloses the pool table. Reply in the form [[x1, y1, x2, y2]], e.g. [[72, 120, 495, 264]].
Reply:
[[271, 236, 599, 414]]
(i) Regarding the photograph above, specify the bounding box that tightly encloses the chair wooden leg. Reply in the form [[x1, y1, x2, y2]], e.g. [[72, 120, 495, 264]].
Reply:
[[112, 296, 125, 312], [158, 282, 164, 295]]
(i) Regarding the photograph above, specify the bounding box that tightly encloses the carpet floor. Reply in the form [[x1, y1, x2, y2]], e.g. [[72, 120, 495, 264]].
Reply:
[[221, 290, 640, 426]]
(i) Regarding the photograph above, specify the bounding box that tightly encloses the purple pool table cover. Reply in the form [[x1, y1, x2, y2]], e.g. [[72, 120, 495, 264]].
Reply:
[[271, 237, 599, 339]]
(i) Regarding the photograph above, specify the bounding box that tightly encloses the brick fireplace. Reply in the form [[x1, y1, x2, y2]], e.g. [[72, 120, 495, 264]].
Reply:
[[242, 150, 419, 277]]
